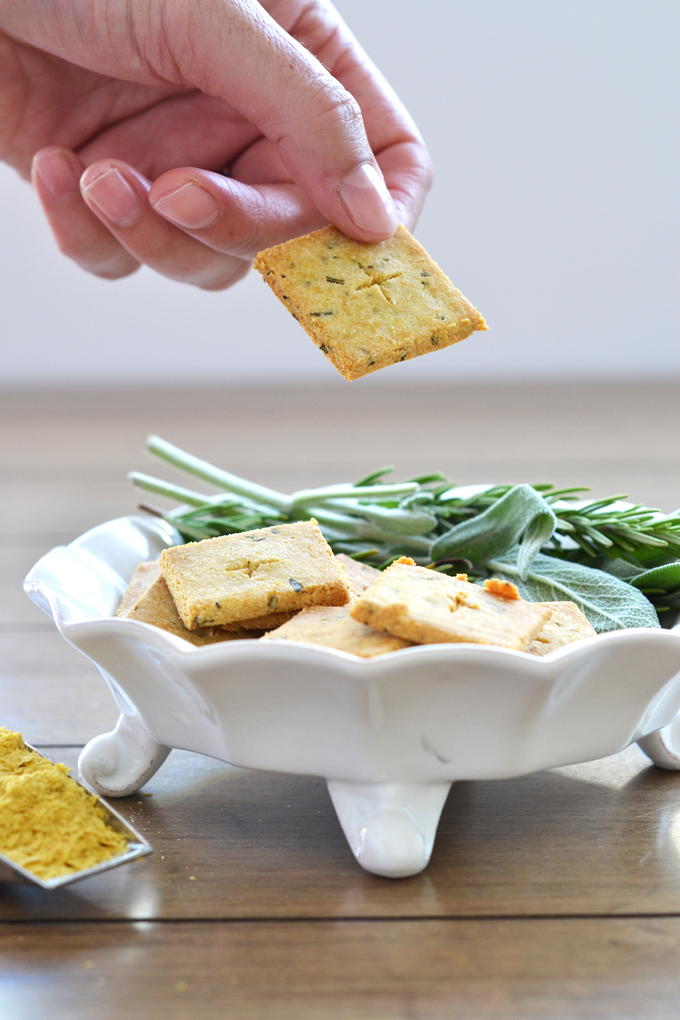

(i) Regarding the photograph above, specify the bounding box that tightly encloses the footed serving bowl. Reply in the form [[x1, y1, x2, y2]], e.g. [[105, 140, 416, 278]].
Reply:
[[24, 515, 680, 879]]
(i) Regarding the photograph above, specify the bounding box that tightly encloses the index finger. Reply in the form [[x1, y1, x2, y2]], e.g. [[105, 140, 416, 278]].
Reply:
[[261, 0, 433, 228], [152, 0, 399, 239]]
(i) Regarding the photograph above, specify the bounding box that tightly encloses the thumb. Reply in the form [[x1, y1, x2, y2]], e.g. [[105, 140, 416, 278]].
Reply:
[[161, 0, 399, 239]]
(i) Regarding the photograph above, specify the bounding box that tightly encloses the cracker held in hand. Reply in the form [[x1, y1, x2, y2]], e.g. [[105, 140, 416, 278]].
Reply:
[[253, 224, 487, 381], [159, 520, 352, 629], [351, 558, 551, 650], [262, 605, 413, 658]]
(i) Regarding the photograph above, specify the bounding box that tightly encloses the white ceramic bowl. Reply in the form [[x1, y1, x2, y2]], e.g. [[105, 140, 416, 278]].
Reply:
[[24, 515, 680, 878]]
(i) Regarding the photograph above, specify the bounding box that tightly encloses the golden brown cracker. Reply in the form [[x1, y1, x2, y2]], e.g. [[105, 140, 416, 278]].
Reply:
[[351, 560, 551, 650], [253, 225, 487, 381], [262, 604, 413, 657], [334, 553, 381, 595], [159, 520, 352, 629], [221, 611, 297, 632], [122, 577, 260, 646], [527, 601, 596, 656], [116, 561, 160, 617]]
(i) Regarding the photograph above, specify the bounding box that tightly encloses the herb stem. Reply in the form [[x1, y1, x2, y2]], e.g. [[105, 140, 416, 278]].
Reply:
[[147, 435, 290, 511], [290, 482, 418, 507], [129, 472, 215, 507]]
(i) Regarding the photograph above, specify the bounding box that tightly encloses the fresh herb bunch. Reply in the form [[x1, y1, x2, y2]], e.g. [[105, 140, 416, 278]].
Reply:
[[131, 436, 680, 632]]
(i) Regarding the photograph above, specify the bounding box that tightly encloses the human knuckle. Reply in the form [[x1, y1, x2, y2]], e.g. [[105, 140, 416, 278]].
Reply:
[[84, 254, 140, 280], [197, 260, 249, 292], [63, 239, 139, 279], [221, 218, 270, 261], [56, 234, 88, 261], [305, 77, 362, 134], [419, 152, 434, 193]]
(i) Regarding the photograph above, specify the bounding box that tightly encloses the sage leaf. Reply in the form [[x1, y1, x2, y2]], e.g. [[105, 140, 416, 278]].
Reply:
[[431, 485, 556, 579], [591, 555, 646, 581], [487, 550, 660, 632], [630, 562, 680, 594], [315, 499, 437, 536], [517, 511, 559, 581]]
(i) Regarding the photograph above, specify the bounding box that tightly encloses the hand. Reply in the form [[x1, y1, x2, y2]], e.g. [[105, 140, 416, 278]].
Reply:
[[0, 0, 432, 289]]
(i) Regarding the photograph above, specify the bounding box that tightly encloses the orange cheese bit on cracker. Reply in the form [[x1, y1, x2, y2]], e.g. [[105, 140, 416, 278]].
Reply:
[[484, 578, 521, 599], [351, 559, 551, 650]]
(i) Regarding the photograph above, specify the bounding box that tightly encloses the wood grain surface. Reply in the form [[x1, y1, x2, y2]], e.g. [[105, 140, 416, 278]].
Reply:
[[4, 918, 680, 1020], [3, 382, 680, 1017]]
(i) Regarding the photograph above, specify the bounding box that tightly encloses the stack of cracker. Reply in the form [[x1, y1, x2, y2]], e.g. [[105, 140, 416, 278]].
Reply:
[[262, 556, 414, 658], [117, 532, 596, 657], [264, 557, 596, 657], [116, 520, 353, 646]]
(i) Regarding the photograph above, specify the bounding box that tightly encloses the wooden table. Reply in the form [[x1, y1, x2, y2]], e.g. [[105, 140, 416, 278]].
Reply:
[[3, 381, 680, 1018]]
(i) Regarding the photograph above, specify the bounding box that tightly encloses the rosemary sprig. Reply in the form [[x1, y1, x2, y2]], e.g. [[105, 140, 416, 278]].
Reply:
[[129, 438, 680, 624], [131, 439, 680, 566]]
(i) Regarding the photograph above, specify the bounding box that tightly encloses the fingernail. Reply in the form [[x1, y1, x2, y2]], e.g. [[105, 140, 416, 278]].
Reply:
[[338, 163, 398, 235], [152, 183, 219, 229], [32, 149, 79, 202], [82, 167, 142, 228]]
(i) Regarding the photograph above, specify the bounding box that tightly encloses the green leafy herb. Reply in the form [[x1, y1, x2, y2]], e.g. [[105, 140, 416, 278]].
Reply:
[[130, 437, 680, 631], [430, 485, 556, 580], [629, 562, 680, 613], [486, 550, 660, 632]]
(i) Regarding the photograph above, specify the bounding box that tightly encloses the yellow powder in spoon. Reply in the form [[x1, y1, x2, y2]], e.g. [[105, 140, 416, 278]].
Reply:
[[0, 728, 128, 880]]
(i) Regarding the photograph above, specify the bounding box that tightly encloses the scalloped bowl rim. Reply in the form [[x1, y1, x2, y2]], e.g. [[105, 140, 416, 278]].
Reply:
[[21, 513, 680, 782]]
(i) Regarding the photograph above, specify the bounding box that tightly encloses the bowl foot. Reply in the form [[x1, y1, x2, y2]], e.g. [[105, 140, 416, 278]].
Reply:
[[638, 714, 680, 770], [327, 780, 452, 878], [78, 714, 171, 796]]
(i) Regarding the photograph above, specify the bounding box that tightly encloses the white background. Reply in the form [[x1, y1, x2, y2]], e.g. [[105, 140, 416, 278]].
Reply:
[[0, 0, 677, 386]]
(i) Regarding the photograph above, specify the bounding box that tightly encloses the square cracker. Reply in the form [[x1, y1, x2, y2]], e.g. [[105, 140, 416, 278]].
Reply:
[[527, 601, 596, 656], [221, 611, 297, 632], [122, 576, 260, 646], [253, 224, 487, 381], [116, 560, 160, 617], [262, 605, 413, 657], [351, 558, 552, 651], [159, 520, 352, 629], [334, 553, 381, 595]]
